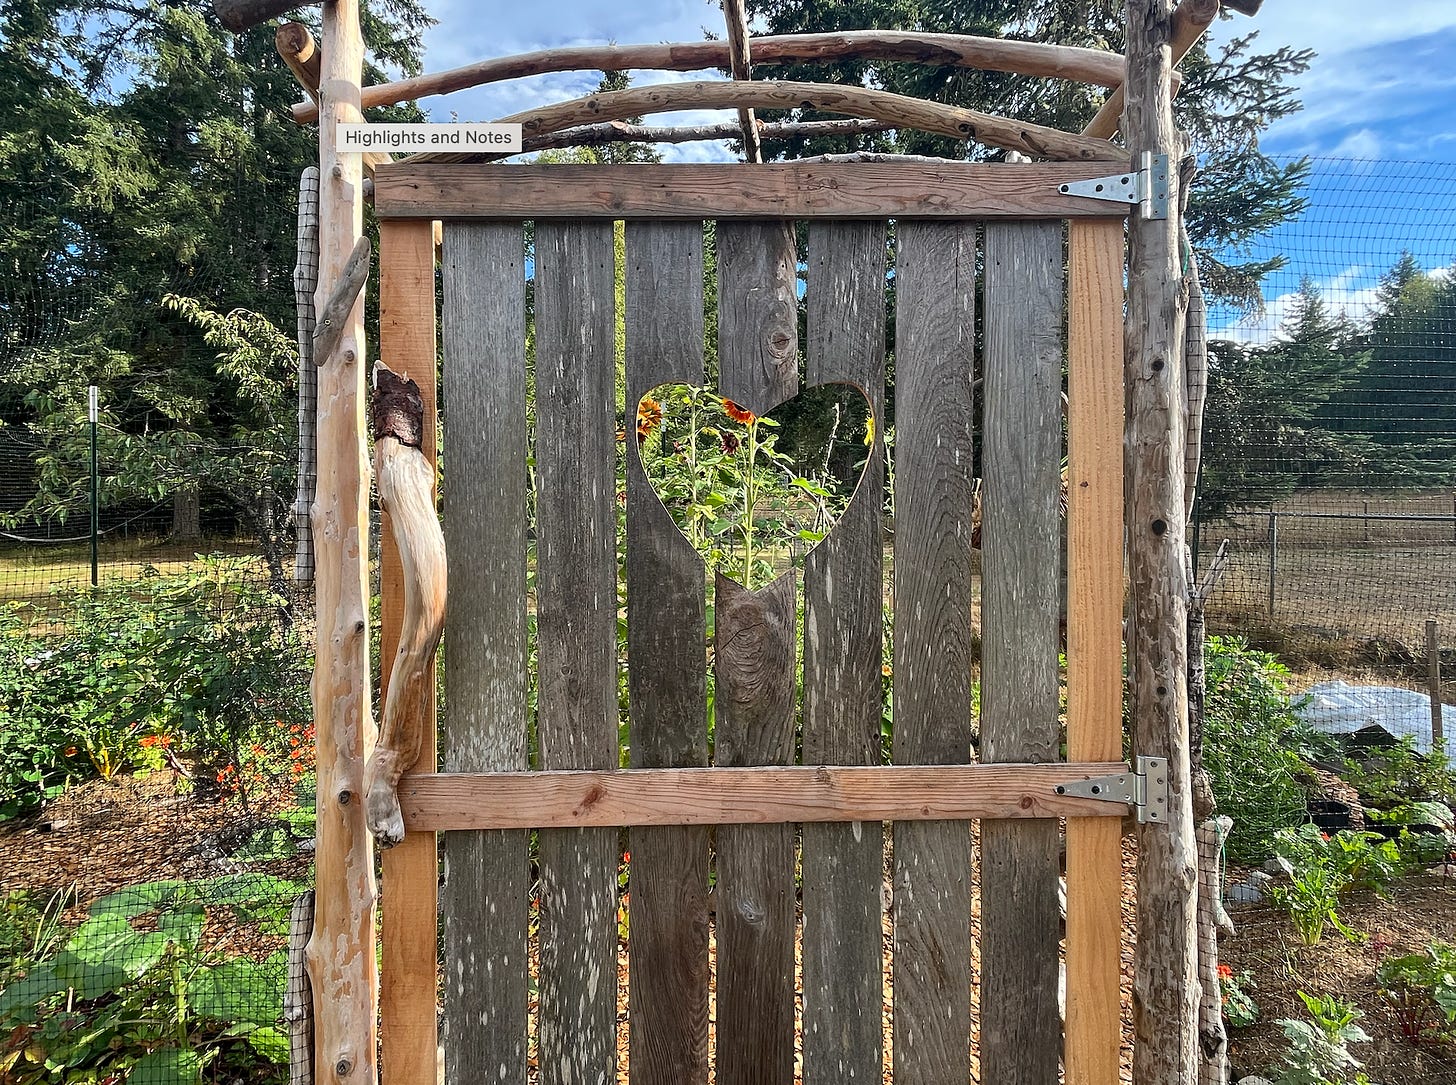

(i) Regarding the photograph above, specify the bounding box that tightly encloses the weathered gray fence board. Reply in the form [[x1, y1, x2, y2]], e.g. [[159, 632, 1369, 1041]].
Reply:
[[713, 218, 800, 1085], [440, 222, 530, 1085], [624, 220, 711, 1085], [979, 219, 1066, 1083], [534, 220, 620, 1085], [890, 220, 977, 1085], [801, 220, 887, 1085]]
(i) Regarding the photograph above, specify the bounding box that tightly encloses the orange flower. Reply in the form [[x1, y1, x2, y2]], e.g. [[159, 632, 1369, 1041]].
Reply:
[[722, 399, 756, 425], [139, 735, 160, 748], [1217, 964, 1232, 980], [64, 745, 79, 757], [636, 397, 663, 437]]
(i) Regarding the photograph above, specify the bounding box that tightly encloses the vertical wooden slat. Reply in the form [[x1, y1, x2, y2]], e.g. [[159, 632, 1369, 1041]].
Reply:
[[979, 220, 1066, 1083], [534, 220, 620, 1085], [378, 219, 439, 1085], [714, 219, 799, 1085], [1064, 219, 1127, 1085], [801, 220, 886, 1085], [890, 220, 976, 1085], [625, 220, 711, 1085], [441, 222, 530, 1085]]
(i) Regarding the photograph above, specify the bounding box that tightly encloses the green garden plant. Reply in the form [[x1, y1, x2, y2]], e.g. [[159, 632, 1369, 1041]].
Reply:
[[1376, 943, 1456, 1045], [1200, 636, 1313, 861], [0, 876, 299, 1085], [1219, 964, 1261, 1029], [1273, 991, 1376, 1085]]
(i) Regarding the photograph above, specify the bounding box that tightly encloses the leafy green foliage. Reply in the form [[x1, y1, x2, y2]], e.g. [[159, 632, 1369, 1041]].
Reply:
[[1273, 992, 1376, 1085], [1200, 636, 1312, 861], [0, 558, 311, 819], [1343, 742, 1456, 810], [1376, 943, 1456, 1045], [0, 876, 298, 1084]]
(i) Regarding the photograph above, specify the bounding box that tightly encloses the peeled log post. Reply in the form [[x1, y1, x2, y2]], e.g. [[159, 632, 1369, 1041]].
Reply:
[[1125, 0, 1199, 1080], [407, 80, 1123, 165], [305, 0, 377, 1081], [365, 364, 446, 849], [524, 117, 895, 153], [1183, 224, 1207, 523], [292, 31, 1133, 124], [214, 0, 313, 32], [1083, 0, 1217, 139], [721, 0, 764, 162], [278, 22, 323, 103]]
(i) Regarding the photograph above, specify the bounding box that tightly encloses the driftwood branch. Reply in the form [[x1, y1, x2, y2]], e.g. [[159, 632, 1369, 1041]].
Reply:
[[365, 364, 446, 849], [1083, 0, 1216, 139], [214, 0, 312, 32], [523, 117, 895, 152], [721, 0, 763, 162], [408, 79, 1122, 165], [312, 235, 371, 368], [292, 32, 1132, 124]]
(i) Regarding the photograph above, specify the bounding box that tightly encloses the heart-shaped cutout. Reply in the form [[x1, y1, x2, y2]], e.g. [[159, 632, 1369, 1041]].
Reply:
[[634, 383, 875, 589]]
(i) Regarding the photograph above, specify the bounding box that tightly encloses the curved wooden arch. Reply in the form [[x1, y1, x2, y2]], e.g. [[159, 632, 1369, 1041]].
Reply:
[[292, 31, 1130, 124], [406, 79, 1122, 165]]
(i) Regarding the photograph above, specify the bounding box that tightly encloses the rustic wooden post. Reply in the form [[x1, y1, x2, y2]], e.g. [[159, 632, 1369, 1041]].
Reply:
[[1125, 0, 1199, 1080], [306, 2, 377, 1083], [1429, 620, 1445, 751]]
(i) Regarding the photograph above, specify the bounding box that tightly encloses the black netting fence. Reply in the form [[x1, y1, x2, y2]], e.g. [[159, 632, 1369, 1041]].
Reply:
[[1193, 157, 1456, 770]]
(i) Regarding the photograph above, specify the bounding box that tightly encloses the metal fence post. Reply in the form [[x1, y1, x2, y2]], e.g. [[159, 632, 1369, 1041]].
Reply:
[[1429, 619, 1444, 752], [89, 385, 99, 588]]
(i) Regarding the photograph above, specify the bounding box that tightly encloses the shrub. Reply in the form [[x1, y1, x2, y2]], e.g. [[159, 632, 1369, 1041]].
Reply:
[[0, 558, 311, 819], [1201, 636, 1312, 861], [1376, 943, 1456, 1045], [1273, 991, 1375, 1085]]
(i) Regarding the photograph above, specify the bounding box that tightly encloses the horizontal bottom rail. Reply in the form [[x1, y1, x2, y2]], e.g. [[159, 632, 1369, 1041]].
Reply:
[[398, 762, 1132, 830]]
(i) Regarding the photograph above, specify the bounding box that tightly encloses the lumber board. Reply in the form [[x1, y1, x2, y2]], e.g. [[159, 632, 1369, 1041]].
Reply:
[[624, 220, 710, 1085], [1064, 219, 1127, 1085], [979, 220, 1066, 1083], [800, 220, 887, 1085], [293, 32, 1133, 122], [439, 223, 529, 1085], [377, 220, 439, 1085], [397, 763, 1132, 830], [888, 220, 977, 1085], [713, 217, 801, 1085], [372, 162, 1135, 221], [533, 220, 620, 1085]]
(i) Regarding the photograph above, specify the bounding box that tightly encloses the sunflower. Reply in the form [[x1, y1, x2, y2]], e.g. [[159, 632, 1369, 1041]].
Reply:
[[722, 398, 756, 425], [636, 397, 663, 440]]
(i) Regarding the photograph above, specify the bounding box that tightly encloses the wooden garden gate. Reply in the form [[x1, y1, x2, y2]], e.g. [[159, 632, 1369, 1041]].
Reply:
[[371, 160, 1135, 1085]]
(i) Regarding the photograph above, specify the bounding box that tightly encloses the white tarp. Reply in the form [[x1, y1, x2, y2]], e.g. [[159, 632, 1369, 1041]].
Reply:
[[1297, 680, 1456, 761]]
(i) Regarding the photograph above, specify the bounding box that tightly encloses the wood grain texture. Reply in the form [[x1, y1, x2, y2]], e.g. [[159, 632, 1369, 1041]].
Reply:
[[624, 220, 710, 1085], [377, 220, 439, 1085], [713, 218, 801, 1085], [979, 220, 1066, 1084], [715, 220, 799, 416], [713, 571, 799, 1085], [1124, 1, 1200, 1080], [293, 32, 1131, 121], [1064, 219, 1128, 1085], [801, 220, 887, 1085], [533, 220, 620, 1085], [398, 763, 1131, 829], [304, 2, 376, 1081], [373, 162, 1134, 221], [440, 222, 530, 1085], [890, 220, 977, 1085]]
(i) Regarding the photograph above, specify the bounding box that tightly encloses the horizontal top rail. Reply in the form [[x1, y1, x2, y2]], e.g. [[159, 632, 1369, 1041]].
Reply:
[[1254, 510, 1456, 523], [372, 161, 1137, 220], [397, 762, 1133, 831]]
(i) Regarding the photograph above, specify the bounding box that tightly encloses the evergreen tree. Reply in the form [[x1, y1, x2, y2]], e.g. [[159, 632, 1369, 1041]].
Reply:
[[741, 0, 1311, 309]]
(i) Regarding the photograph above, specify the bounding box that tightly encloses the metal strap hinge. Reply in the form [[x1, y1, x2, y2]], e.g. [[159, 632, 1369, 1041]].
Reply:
[[1057, 151, 1170, 220], [1055, 756, 1169, 824]]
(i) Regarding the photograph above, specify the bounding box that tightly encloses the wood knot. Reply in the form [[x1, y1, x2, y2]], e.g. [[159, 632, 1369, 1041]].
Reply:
[[370, 363, 425, 449]]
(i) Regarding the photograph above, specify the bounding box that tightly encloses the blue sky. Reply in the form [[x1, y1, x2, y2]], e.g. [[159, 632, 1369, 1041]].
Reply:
[[412, 1, 1456, 337]]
